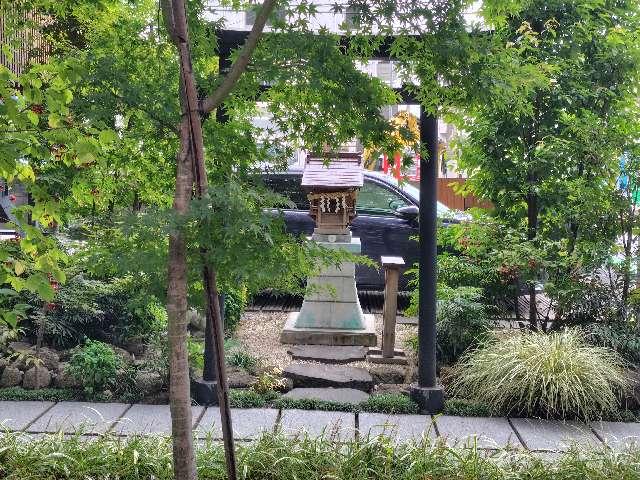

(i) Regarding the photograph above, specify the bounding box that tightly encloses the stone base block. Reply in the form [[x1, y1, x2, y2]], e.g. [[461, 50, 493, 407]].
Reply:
[[409, 383, 444, 414], [281, 312, 377, 346], [191, 379, 218, 406], [367, 348, 408, 365], [296, 299, 366, 329]]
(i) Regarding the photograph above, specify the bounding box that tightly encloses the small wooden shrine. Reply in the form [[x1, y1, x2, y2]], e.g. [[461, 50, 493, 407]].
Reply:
[[280, 152, 376, 346], [302, 153, 363, 234]]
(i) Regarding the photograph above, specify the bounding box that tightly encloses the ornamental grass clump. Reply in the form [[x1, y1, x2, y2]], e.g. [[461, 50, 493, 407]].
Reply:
[[451, 329, 629, 420]]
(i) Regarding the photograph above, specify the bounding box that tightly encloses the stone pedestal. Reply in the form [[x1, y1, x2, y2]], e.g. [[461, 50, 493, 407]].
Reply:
[[281, 233, 376, 346]]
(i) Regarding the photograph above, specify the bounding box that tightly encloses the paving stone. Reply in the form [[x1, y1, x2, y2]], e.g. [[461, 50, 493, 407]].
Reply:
[[510, 418, 602, 451], [435, 415, 522, 449], [278, 408, 355, 441], [591, 421, 640, 450], [112, 404, 204, 436], [358, 413, 436, 444], [0, 401, 54, 431], [196, 408, 278, 440], [23, 432, 101, 442], [27, 402, 130, 434], [287, 345, 367, 364], [283, 363, 373, 392], [283, 388, 369, 404]]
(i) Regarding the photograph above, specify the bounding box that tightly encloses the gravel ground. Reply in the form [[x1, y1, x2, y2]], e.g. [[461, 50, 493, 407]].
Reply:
[[235, 311, 418, 374]]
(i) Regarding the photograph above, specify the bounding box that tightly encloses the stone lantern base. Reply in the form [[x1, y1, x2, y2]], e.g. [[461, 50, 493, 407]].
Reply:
[[280, 234, 377, 346]]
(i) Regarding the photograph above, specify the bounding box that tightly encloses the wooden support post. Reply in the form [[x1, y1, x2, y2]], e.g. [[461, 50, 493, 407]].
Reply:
[[368, 256, 407, 365]]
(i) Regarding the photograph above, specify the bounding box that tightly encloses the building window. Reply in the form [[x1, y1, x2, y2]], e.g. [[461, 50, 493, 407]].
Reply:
[[245, 6, 285, 26], [345, 6, 360, 28]]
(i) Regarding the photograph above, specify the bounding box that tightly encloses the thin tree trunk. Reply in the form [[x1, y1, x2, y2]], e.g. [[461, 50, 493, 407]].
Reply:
[[166, 120, 197, 480], [161, 1, 276, 478], [526, 176, 539, 330]]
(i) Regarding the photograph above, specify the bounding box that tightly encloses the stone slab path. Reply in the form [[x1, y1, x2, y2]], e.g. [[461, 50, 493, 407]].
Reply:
[[1, 401, 639, 452]]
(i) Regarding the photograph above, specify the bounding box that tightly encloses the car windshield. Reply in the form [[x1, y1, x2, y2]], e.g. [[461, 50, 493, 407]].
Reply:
[[379, 176, 451, 216]]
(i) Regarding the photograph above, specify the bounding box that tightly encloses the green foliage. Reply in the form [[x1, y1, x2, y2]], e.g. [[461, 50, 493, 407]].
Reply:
[[443, 398, 493, 417], [451, 330, 629, 420], [228, 389, 275, 409], [584, 321, 640, 365], [251, 369, 286, 394], [221, 286, 247, 333], [3, 431, 640, 480], [26, 275, 166, 349], [186, 337, 204, 373], [0, 387, 79, 402], [68, 339, 120, 398], [228, 350, 259, 374], [273, 397, 358, 413], [113, 362, 144, 404], [360, 394, 419, 415], [453, 0, 640, 328], [406, 282, 495, 365]]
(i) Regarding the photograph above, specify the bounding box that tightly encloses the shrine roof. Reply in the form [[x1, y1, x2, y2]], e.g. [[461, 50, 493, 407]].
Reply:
[[301, 153, 364, 189]]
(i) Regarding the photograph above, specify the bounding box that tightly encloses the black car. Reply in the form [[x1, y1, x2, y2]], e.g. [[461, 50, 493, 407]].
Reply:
[[262, 168, 456, 291]]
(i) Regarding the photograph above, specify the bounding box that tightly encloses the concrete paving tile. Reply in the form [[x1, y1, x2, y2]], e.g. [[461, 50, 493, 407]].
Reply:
[[435, 415, 522, 449], [278, 409, 355, 441], [591, 421, 640, 450], [510, 418, 602, 451], [196, 408, 278, 440], [358, 413, 436, 444], [27, 402, 130, 434], [112, 404, 204, 436], [20, 432, 101, 442], [0, 401, 54, 431]]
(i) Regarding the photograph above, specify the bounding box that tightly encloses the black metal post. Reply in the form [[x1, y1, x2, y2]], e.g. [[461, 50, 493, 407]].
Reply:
[[409, 106, 444, 413], [191, 46, 231, 405]]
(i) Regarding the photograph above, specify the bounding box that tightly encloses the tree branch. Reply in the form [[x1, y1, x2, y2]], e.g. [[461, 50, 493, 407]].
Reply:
[[200, 0, 277, 115]]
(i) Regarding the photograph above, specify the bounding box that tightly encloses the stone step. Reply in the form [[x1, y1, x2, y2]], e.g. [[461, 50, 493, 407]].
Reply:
[[283, 387, 370, 405], [283, 363, 374, 392], [287, 345, 367, 364]]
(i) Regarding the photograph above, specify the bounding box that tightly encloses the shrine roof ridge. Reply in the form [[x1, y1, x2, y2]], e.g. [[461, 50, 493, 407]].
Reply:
[[302, 153, 364, 189]]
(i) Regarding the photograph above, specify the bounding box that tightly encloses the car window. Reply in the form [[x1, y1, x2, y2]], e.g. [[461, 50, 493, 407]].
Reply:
[[356, 180, 409, 215], [262, 174, 309, 210]]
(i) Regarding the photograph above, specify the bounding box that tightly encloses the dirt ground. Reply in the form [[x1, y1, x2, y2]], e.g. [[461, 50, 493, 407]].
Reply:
[[235, 311, 418, 373]]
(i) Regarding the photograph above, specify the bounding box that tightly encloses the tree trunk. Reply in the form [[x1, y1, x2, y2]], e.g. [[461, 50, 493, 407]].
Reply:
[[161, 1, 275, 478], [166, 120, 197, 480], [526, 173, 539, 330], [621, 210, 633, 314]]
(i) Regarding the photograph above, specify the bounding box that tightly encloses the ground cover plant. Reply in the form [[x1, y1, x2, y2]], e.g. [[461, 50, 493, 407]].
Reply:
[[2, 432, 640, 480], [0, 387, 79, 402], [68, 339, 121, 399], [451, 329, 629, 420]]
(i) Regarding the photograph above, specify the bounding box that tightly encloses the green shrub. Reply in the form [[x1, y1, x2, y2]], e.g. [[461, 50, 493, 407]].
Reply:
[[273, 397, 358, 412], [228, 389, 273, 408], [228, 350, 259, 373], [451, 329, 629, 420], [584, 321, 640, 364], [113, 363, 145, 404], [0, 387, 80, 402], [405, 286, 494, 365], [187, 337, 204, 372], [443, 398, 493, 417], [360, 394, 419, 414], [251, 369, 287, 394], [68, 340, 121, 398], [222, 286, 248, 333], [26, 275, 167, 349]]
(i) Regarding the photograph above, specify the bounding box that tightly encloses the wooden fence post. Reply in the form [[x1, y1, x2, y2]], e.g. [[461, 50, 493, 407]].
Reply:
[[368, 256, 407, 364]]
